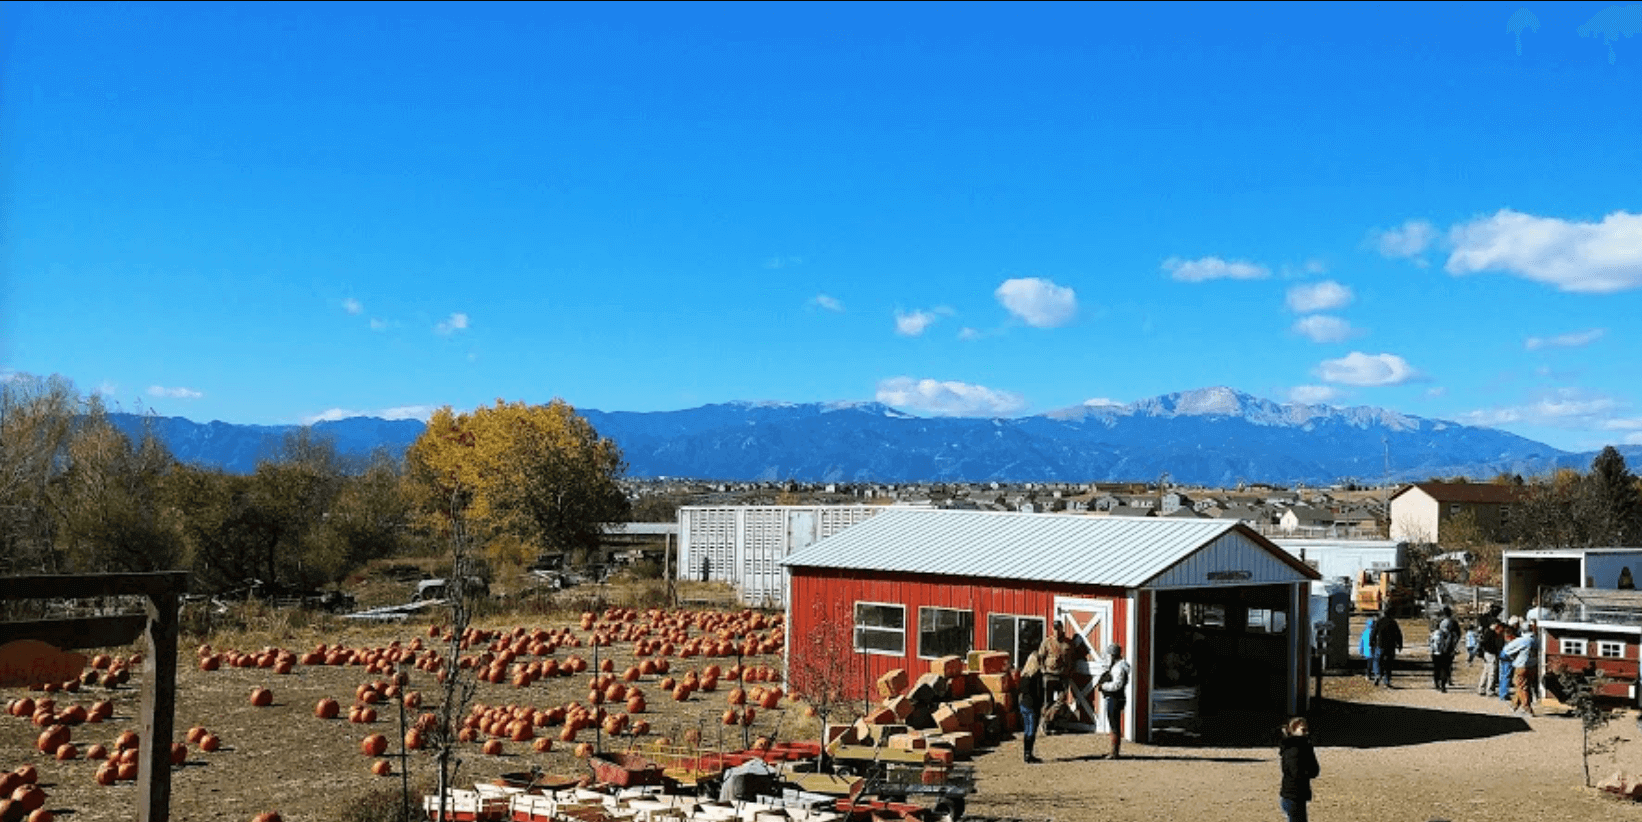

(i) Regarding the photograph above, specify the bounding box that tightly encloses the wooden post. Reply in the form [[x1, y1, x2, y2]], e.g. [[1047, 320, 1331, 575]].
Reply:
[[139, 585, 181, 822], [0, 572, 188, 822]]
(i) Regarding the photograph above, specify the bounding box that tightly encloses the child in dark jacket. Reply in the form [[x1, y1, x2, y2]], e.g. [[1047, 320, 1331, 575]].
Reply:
[[1279, 717, 1320, 822]]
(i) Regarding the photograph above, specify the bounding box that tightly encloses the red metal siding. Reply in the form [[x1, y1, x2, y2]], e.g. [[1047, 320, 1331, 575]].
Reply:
[[788, 568, 1131, 698], [1133, 589, 1152, 737]]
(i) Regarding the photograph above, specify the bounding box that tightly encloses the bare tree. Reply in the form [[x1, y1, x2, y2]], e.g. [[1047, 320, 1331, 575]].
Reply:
[[786, 600, 866, 728]]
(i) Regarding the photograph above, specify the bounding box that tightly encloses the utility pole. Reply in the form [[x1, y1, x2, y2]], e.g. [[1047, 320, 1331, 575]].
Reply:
[[1382, 437, 1393, 539]]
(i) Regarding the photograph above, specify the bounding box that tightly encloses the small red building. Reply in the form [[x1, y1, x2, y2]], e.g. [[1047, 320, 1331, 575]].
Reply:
[[1540, 588, 1642, 708], [781, 509, 1321, 743]]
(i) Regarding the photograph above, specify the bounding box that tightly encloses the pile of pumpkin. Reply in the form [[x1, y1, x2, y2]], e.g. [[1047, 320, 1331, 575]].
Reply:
[[5, 694, 226, 804], [0, 765, 52, 822]]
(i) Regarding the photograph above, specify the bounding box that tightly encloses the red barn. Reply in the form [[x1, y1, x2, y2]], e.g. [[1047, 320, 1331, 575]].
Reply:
[[781, 509, 1321, 743]]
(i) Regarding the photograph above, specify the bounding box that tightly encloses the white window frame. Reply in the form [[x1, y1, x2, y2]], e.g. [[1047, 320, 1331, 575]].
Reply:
[[986, 612, 1046, 669], [853, 601, 906, 657], [1560, 637, 1589, 656], [917, 606, 975, 660], [1598, 640, 1626, 659]]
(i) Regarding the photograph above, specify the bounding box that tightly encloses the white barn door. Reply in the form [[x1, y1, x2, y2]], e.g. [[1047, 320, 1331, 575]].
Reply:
[[1054, 596, 1113, 732]]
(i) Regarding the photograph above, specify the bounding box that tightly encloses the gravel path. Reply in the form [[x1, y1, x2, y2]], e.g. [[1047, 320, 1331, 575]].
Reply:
[[965, 659, 1642, 822]]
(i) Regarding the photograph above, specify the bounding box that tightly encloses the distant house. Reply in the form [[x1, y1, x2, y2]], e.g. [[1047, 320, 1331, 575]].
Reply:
[[1390, 481, 1528, 544], [1107, 505, 1156, 518], [1280, 505, 1335, 534], [1160, 492, 1195, 515], [1160, 506, 1207, 519]]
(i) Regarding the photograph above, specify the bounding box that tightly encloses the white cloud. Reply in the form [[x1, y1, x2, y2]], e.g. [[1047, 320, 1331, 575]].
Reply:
[[94, 381, 118, 397], [994, 277, 1078, 327], [435, 312, 470, 335], [1081, 397, 1124, 408], [1603, 418, 1642, 431], [811, 294, 844, 312], [1459, 392, 1621, 428], [1292, 315, 1358, 343], [764, 256, 804, 270], [1317, 352, 1420, 386], [1446, 209, 1642, 293], [380, 405, 435, 421], [147, 385, 203, 399], [1525, 328, 1605, 351], [302, 408, 361, 424], [1285, 281, 1354, 313], [369, 318, 388, 331], [957, 327, 982, 341], [875, 377, 1027, 417], [342, 298, 363, 315], [895, 309, 941, 337], [1372, 219, 1438, 264], [1161, 256, 1270, 282], [1425, 386, 1447, 399], [1627, 432, 1642, 445], [1289, 385, 1342, 404], [303, 405, 436, 425]]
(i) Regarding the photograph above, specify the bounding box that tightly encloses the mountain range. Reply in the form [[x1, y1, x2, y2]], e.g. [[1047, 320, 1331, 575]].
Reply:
[[108, 387, 1641, 486]]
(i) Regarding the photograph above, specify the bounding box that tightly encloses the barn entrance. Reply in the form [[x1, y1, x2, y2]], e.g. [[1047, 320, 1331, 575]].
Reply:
[[1053, 596, 1115, 732], [1152, 584, 1294, 723]]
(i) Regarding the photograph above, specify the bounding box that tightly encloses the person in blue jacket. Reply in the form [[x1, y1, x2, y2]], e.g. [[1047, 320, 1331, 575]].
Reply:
[[1360, 615, 1378, 682]]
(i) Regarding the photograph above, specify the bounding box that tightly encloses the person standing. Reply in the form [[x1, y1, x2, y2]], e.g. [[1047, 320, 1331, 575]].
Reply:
[[1035, 619, 1073, 733], [1369, 611, 1403, 687], [1501, 624, 1539, 716], [1017, 652, 1045, 764], [1498, 623, 1517, 701], [1360, 614, 1378, 683], [1429, 607, 1460, 692], [1278, 716, 1321, 822], [1094, 643, 1131, 760], [1475, 604, 1503, 695]]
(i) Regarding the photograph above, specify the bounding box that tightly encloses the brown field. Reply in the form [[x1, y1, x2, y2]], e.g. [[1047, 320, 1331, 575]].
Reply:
[[7, 598, 1642, 822]]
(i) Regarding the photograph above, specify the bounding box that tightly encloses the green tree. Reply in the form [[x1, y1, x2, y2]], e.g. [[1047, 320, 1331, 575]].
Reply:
[[406, 399, 629, 570], [1581, 446, 1642, 546]]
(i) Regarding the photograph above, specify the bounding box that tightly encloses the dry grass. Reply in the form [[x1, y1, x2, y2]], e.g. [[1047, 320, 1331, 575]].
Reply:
[[2, 587, 799, 822]]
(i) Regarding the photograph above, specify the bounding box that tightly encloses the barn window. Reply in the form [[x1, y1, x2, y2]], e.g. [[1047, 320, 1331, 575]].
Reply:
[[1246, 608, 1287, 634], [1599, 640, 1626, 659], [918, 607, 974, 659], [1560, 638, 1588, 656], [853, 602, 905, 655], [1179, 602, 1226, 629], [987, 614, 1046, 668]]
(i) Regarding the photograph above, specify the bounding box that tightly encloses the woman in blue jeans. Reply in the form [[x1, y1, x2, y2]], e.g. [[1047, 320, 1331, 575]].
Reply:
[[1279, 717, 1320, 822], [1017, 651, 1045, 764]]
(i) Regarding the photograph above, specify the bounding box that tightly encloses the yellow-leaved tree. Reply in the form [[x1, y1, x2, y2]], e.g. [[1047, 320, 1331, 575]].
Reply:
[[405, 399, 629, 569]]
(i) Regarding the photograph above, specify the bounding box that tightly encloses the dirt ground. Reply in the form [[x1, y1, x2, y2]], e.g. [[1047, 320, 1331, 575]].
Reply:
[[967, 658, 1642, 822], [8, 615, 1642, 822]]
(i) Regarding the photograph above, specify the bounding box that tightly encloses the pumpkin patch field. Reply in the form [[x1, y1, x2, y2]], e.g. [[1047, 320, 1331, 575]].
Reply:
[[0, 604, 805, 822]]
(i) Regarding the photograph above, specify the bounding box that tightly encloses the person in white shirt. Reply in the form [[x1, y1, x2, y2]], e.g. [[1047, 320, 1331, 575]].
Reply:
[[1095, 643, 1132, 759]]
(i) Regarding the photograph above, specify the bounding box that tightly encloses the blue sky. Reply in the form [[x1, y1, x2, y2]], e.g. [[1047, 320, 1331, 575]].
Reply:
[[4, 2, 1641, 453]]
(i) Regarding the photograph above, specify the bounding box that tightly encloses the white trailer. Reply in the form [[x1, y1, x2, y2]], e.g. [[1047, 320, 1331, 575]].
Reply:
[[677, 505, 882, 607], [1273, 539, 1408, 582]]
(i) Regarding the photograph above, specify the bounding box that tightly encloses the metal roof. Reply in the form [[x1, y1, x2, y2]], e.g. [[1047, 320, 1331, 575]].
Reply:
[[781, 509, 1313, 588]]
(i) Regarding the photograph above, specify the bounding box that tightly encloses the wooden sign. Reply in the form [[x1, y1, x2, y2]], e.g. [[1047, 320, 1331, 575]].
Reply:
[[0, 638, 87, 688]]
